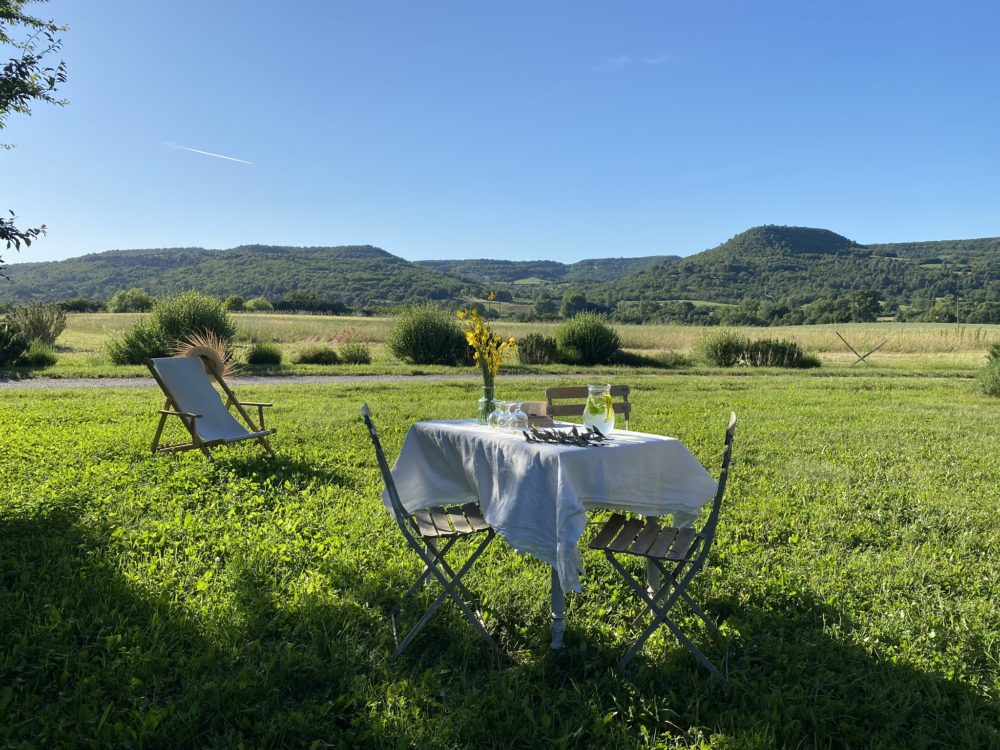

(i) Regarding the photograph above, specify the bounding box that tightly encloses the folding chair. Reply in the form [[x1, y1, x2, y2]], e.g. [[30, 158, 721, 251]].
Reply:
[[146, 355, 276, 459], [361, 403, 500, 655], [545, 385, 632, 429], [589, 412, 737, 681]]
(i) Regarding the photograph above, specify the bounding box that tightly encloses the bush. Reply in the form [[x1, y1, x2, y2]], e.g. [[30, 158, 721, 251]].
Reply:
[[386, 305, 467, 365], [0, 317, 29, 366], [743, 338, 821, 368], [988, 342, 1000, 364], [58, 297, 105, 312], [106, 291, 236, 365], [294, 345, 340, 365], [223, 295, 245, 312], [244, 297, 273, 312], [21, 341, 57, 368], [555, 314, 621, 365], [245, 341, 283, 365], [695, 329, 820, 368], [695, 328, 749, 367], [517, 333, 557, 365], [107, 288, 154, 313], [10, 301, 66, 345], [982, 361, 1000, 397], [339, 342, 372, 364]]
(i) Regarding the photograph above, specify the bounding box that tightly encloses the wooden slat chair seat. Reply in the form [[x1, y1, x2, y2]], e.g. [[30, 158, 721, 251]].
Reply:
[[545, 385, 632, 430], [361, 403, 501, 656], [146, 356, 276, 460], [589, 412, 737, 681]]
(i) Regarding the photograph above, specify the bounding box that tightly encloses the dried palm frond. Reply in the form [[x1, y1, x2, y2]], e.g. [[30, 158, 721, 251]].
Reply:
[[171, 330, 238, 379]]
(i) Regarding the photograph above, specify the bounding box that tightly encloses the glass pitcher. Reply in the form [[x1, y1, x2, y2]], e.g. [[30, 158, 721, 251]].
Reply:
[[582, 383, 615, 435]]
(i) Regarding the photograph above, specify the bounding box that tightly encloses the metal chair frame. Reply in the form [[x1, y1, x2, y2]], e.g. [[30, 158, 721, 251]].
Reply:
[[590, 412, 737, 681], [361, 404, 500, 655]]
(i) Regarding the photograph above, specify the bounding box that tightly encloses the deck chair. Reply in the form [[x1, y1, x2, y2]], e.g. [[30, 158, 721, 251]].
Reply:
[[588, 412, 737, 681], [545, 385, 632, 429], [361, 403, 500, 655], [146, 356, 276, 459]]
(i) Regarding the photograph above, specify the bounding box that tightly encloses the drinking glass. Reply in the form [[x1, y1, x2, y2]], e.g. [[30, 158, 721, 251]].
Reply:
[[510, 402, 529, 431], [487, 400, 506, 430]]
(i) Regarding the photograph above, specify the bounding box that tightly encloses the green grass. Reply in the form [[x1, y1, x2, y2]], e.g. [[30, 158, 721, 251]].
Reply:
[[4, 314, 997, 379], [2, 373, 999, 747]]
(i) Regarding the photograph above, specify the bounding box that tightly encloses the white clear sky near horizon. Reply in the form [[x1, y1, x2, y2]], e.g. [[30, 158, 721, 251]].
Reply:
[[4, 0, 1000, 265]]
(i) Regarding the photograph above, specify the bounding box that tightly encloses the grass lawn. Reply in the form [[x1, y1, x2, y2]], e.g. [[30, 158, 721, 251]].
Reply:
[[1, 372, 999, 747]]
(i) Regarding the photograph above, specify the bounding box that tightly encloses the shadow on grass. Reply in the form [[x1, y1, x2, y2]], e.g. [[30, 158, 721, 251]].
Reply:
[[0, 511, 418, 747], [209, 451, 350, 487], [3, 508, 997, 748]]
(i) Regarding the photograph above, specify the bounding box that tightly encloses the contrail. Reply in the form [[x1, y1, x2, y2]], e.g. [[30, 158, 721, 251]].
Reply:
[[167, 143, 253, 165]]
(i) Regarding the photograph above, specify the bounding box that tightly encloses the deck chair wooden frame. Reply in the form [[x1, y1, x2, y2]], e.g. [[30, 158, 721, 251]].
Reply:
[[545, 385, 632, 430], [146, 356, 276, 459], [589, 412, 737, 681], [361, 403, 501, 656]]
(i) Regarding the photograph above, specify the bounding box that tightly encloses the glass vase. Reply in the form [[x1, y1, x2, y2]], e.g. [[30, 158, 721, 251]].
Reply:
[[478, 384, 495, 425]]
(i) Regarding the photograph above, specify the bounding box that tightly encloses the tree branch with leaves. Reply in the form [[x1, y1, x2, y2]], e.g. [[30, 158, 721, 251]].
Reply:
[[1, 0, 67, 271]]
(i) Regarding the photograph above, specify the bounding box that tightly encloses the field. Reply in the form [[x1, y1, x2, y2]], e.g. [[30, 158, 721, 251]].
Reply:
[[20, 313, 1000, 378], [2, 366, 999, 747]]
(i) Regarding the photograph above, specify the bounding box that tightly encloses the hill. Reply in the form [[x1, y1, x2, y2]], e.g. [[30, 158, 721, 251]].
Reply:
[[0, 245, 469, 308], [415, 255, 674, 285], [604, 226, 999, 312]]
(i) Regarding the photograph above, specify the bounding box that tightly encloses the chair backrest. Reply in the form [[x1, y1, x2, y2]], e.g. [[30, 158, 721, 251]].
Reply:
[[360, 403, 421, 540], [693, 412, 737, 561], [545, 385, 632, 428], [147, 357, 250, 443]]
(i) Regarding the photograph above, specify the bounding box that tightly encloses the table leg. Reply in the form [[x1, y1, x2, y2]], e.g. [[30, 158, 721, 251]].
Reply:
[[550, 567, 565, 649]]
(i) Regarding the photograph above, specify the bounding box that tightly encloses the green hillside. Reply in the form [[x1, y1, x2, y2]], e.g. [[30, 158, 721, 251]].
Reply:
[[0, 245, 469, 308], [416, 255, 675, 285], [605, 226, 999, 313]]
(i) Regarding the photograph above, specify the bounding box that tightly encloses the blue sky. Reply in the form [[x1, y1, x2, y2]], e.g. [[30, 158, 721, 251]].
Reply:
[[4, 0, 1000, 264]]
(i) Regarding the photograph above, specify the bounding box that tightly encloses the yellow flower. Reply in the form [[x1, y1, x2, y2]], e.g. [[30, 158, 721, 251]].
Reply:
[[457, 307, 517, 384]]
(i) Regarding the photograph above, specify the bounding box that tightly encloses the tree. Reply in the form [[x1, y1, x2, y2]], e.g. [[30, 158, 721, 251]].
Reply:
[[1, 1, 67, 272]]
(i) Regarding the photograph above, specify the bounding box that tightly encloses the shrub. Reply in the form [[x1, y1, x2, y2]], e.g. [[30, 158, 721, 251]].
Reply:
[[555, 314, 621, 365], [988, 341, 1000, 364], [517, 333, 557, 365], [223, 295, 245, 311], [10, 301, 66, 345], [294, 345, 340, 365], [58, 296, 105, 312], [0, 317, 29, 366], [107, 288, 154, 313], [982, 361, 1000, 397], [244, 297, 273, 312], [386, 305, 467, 365], [695, 328, 749, 367], [742, 338, 821, 368], [339, 342, 372, 364], [21, 341, 57, 368], [245, 341, 283, 365], [106, 291, 236, 365]]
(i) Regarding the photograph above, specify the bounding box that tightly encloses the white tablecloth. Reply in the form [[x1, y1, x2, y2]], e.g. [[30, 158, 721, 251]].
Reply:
[[386, 420, 718, 592]]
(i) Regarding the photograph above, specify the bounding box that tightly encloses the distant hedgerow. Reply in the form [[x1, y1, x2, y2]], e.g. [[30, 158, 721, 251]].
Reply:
[[695, 329, 819, 368]]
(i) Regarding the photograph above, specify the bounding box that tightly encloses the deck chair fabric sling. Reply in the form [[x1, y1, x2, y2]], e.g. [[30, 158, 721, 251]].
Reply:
[[589, 412, 737, 681], [147, 356, 276, 459], [361, 403, 500, 656], [545, 385, 632, 430]]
